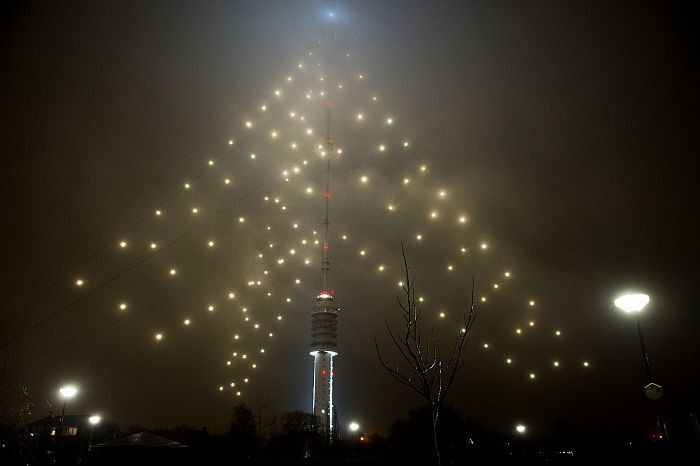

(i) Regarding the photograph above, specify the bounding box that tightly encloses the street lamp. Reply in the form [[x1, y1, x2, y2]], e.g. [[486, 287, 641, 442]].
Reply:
[[614, 293, 668, 441], [349, 422, 359, 453], [57, 385, 78, 442], [88, 415, 101, 451]]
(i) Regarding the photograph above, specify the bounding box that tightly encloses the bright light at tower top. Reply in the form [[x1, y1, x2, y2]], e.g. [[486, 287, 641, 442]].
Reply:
[[59, 385, 78, 399], [614, 293, 649, 313]]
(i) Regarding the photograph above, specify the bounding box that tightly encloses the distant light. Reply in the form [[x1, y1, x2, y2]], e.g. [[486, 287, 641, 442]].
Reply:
[[89, 415, 101, 425], [439, 312, 446, 318], [378, 144, 386, 152], [529, 300, 535, 306], [208, 305, 215, 312], [239, 217, 245, 223], [228, 140, 234, 145], [356, 113, 364, 121], [614, 293, 649, 313], [493, 284, 499, 289], [461, 247, 467, 253], [59, 385, 78, 399], [403, 141, 410, 147], [420, 165, 427, 172], [416, 234, 422, 241], [529, 373, 536, 379], [481, 297, 487, 302], [516, 328, 522, 334], [250, 153, 256, 159], [224, 178, 231, 184], [155, 333, 163, 341], [119, 303, 127, 311], [403, 177, 410, 184], [208, 160, 214, 166], [155, 210, 162, 216], [208, 240, 215, 247], [349, 422, 359, 432], [555, 330, 561, 336], [483, 343, 489, 348], [378, 265, 385, 272], [386, 117, 393, 125], [504, 271, 511, 277], [430, 211, 438, 219], [516, 424, 526, 434], [75, 279, 84, 287], [359, 250, 366, 256], [438, 190, 446, 198], [245, 121, 252, 128], [529, 321, 535, 327], [360, 175, 368, 183], [169, 269, 176, 276], [480, 243, 488, 250], [228, 292, 235, 299], [184, 183, 191, 189], [553, 361, 560, 367], [192, 207, 198, 214], [458, 216, 467, 224], [274, 89, 281, 97], [184, 319, 191, 325], [583, 361, 590, 367], [119, 241, 127, 248], [387, 204, 394, 211], [506, 358, 512, 364], [447, 265, 453, 271]]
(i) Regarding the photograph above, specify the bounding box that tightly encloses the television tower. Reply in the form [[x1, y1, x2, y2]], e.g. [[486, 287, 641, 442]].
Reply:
[[309, 93, 339, 441]]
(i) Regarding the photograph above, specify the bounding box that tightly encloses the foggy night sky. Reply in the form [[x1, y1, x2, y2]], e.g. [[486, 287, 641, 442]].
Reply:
[[1, 1, 698, 438]]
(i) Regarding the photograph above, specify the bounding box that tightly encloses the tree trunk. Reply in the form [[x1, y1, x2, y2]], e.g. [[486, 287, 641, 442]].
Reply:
[[431, 403, 441, 466]]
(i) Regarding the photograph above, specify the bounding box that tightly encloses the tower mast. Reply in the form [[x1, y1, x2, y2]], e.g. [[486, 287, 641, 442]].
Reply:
[[310, 37, 339, 443]]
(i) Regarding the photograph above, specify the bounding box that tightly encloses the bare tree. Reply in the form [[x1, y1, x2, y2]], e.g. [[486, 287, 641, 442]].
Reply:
[[374, 243, 476, 466]]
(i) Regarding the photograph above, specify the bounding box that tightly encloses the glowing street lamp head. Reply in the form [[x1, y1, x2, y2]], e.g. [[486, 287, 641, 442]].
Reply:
[[516, 424, 526, 434], [349, 422, 359, 432], [89, 415, 101, 425], [59, 385, 78, 399], [614, 293, 649, 313]]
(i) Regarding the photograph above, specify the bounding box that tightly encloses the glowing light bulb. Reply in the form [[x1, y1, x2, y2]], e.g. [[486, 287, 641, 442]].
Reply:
[[208, 305, 215, 312], [208, 160, 214, 166], [169, 269, 176, 276], [184, 319, 191, 325], [438, 190, 446, 198], [306, 128, 313, 135], [481, 296, 487, 302], [261, 105, 266, 111], [184, 183, 191, 189], [403, 141, 409, 147], [529, 373, 536, 379], [274, 89, 281, 96], [372, 95, 377, 101], [529, 300, 535, 306], [234, 334, 239, 340], [250, 153, 256, 159], [295, 279, 301, 284], [430, 211, 438, 219], [458, 216, 467, 224], [228, 140, 234, 145], [378, 265, 385, 271], [506, 358, 512, 364], [386, 117, 393, 125], [493, 284, 499, 289], [239, 217, 245, 223], [208, 240, 215, 247], [360, 175, 368, 183], [219, 386, 224, 391], [119, 303, 127, 310], [480, 243, 488, 250], [270, 131, 278, 139], [224, 178, 231, 184], [419, 297, 424, 302], [245, 121, 252, 128], [291, 143, 297, 149], [439, 312, 446, 318], [505, 271, 511, 277], [553, 361, 560, 367], [155, 210, 162, 216], [155, 333, 163, 341], [356, 113, 364, 121], [119, 241, 127, 248], [583, 361, 590, 367], [359, 250, 366, 256], [555, 330, 561, 336], [483, 343, 489, 348], [461, 247, 467, 253], [277, 315, 282, 320], [341, 234, 347, 240], [416, 234, 422, 240], [192, 207, 198, 214], [378, 144, 386, 152], [387, 204, 394, 211], [286, 297, 291, 303], [403, 178, 410, 185], [516, 328, 522, 334], [529, 321, 535, 327], [447, 265, 453, 271]]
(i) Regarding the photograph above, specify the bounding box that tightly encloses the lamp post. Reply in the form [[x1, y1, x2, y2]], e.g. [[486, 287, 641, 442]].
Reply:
[[88, 415, 101, 452], [614, 293, 668, 442], [56, 385, 77, 443], [349, 422, 359, 454]]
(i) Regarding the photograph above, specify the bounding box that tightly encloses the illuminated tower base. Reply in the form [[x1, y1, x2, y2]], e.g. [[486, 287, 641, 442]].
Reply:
[[310, 292, 338, 439]]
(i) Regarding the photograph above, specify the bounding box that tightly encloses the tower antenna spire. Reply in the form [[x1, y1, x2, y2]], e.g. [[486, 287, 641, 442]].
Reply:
[[321, 97, 332, 290]]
